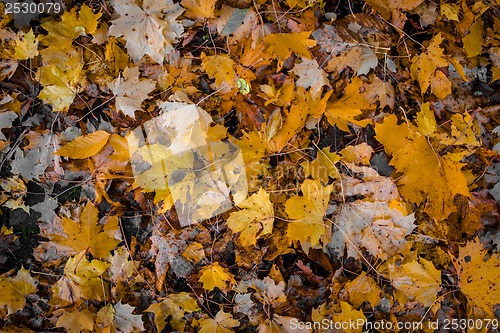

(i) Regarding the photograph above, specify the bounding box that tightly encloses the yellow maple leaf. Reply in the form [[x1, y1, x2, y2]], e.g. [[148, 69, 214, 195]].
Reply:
[[325, 77, 392, 132], [201, 53, 236, 89], [56, 130, 111, 159], [76, 4, 102, 35], [388, 257, 441, 307], [375, 114, 470, 220], [181, 0, 217, 20], [463, 17, 483, 58], [269, 88, 331, 153], [12, 29, 38, 60], [0, 267, 38, 315], [227, 188, 274, 247], [38, 61, 83, 112], [51, 252, 110, 306], [452, 238, 500, 317], [198, 310, 239, 333], [285, 179, 333, 248], [105, 36, 130, 75], [41, 4, 102, 44], [333, 302, 366, 333], [56, 308, 94, 333], [232, 130, 268, 185], [410, 33, 449, 95], [264, 31, 316, 60], [51, 201, 120, 258], [199, 262, 236, 291], [343, 272, 381, 309], [146, 292, 200, 332]]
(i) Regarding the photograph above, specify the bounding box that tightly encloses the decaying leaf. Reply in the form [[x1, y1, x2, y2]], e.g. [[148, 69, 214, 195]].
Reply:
[[290, 58, 331, 98], [330, 200, 415, 260], [452, 238, 500, 317]]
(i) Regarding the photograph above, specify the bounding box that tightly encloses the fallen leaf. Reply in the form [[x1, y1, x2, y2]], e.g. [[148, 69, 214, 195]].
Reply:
[[199, 262, 236, 291], [198, 310, 239, 333], [326, 76, 393, 132], [264, 31, 316, 59], [108, 67, 156, 118], [112, 301, 145, 333], [375, 114, 470, 220], [56, 130, 111, 159], [290, 58, 330, 98], [12, 29, 39, 60], [51, 252, 110, 306], [343, 272, 381, 308], [430, 70, 452, 99], [182, 0, 217, 20], [56, 308, 94, 333], [108, 246, 136, 283], [388, 257, 441, 307], [452, 238, 500, 317], [146, 292, 200, 332], [109, 0, 184, 63], [227, 188, 274, 246], [51, 201, 120, 258], [0, 267, 38, 315], [330, 200, 415, 259], [463, 17, 483, 58], [202, 53, 237, 89], [333, 301, 366, 333], [410, 33, 448, 95], [286, 179, 333, 248]]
